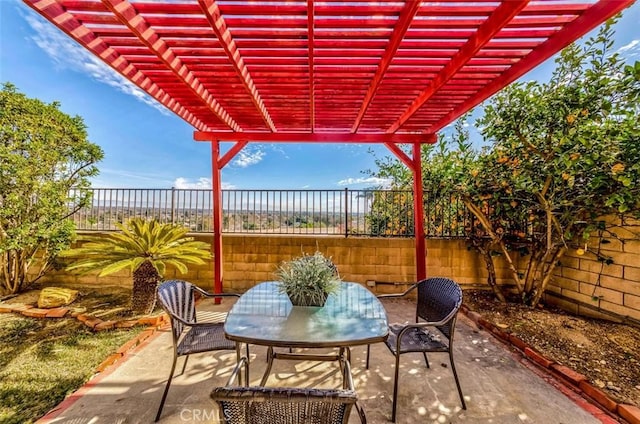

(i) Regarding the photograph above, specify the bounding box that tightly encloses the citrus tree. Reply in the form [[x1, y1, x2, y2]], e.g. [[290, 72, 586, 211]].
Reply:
[[365, 19, 639, 306], [60, 218, 212, 314], [0, 83, 103, 294], [465, 20, 640, 306]]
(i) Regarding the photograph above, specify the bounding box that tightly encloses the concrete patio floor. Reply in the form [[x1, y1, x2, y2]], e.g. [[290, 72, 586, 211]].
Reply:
[[40, 297, 608, 424]]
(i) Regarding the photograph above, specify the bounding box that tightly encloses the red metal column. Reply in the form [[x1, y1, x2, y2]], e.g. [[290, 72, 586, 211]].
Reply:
[[384, 142, 428, 282], [211, 141, 223, 294], [412, 143, 427, 281]]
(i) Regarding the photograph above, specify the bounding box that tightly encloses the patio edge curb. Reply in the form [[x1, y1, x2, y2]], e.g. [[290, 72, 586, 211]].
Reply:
[[460, 304, 639, 424]]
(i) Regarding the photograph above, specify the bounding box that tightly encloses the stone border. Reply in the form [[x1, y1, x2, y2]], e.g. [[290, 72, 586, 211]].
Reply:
[[460, 304, 640, 424], [0, 300, 170, 375], [0, 301, 167, 331]]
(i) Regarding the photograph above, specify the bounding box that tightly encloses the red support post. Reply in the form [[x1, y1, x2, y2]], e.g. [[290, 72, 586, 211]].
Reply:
[[211, 141, 223, 296], [412, 143, 427, 281], [385, 142, 427, 282]]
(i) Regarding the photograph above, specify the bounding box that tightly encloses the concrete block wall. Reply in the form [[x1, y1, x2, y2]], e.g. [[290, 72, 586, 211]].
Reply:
[[547, 217, 640, 322], [40, 230, 640, 322], [41, 234, 516, 295], [203, 234, 520, 294]]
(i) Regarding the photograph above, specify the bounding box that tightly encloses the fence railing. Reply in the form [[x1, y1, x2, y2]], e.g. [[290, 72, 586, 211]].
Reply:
[[70, 187, 472, 238]]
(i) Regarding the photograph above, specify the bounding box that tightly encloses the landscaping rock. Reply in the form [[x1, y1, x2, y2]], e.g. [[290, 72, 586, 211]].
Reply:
[[38, 287, 79, 308]]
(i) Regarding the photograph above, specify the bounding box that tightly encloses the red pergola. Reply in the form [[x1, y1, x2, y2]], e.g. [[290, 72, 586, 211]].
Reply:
[[25, 0, 634, 292]]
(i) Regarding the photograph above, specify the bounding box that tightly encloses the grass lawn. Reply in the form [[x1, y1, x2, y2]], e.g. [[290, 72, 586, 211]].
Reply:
[[0, 313, 143, 424]]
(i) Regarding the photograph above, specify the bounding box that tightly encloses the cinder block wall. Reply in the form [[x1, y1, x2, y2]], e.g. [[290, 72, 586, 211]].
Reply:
[[547, 217, 640, 322], [41, 231, 640, 322], [215, 235, 515, 293], [42, 234, 515, 294]]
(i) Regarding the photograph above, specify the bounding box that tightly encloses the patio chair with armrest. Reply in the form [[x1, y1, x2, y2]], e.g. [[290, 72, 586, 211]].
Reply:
[[155, 279, 248, 422], [211, 356, 366, 424], [366, 277, 466, 422]]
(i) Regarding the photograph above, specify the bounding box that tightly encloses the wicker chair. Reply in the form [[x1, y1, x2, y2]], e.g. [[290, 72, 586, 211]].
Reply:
[[211, 356, 365, 424], [155, 280, 246, 422], [366, 277, 466, 422]]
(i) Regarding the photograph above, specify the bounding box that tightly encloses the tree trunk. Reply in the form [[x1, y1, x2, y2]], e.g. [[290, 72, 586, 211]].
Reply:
[[131, 260, 160, 315], [472, 237, 506, 303], [530, 246, 567, 307]]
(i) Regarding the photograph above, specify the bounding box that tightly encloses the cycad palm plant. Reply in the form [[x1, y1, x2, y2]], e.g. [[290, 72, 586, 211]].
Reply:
[[61, 218, 211, 314]]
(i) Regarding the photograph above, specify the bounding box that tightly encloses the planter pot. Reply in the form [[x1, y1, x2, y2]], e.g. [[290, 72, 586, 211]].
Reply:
[[286, 291, 328, 307]]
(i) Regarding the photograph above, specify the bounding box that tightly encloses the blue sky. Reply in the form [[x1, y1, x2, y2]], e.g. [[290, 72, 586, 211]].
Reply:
[[1, 1, 639, 190]]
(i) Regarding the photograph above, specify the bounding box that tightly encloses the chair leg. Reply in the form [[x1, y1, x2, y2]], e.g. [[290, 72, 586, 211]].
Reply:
[[355, 402, 368, 424], [449, 350, 466, 410], [179, 355, 189, 376], [365, 344, 370, 370], [422, 352, 430, 368], [155, 353, 179, 422], [391, 353, 400, 423]]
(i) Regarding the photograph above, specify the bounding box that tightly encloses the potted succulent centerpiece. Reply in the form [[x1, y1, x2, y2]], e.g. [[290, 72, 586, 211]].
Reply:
[[275, 251, 341, 307]]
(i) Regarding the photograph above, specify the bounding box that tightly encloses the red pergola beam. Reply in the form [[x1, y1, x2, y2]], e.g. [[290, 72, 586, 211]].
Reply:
[[350, 1, 421, 133], [101, 0, 241, 132], [24, 0, 208, 131], [427, 0, 636, 134], [308, 0, 315, 132], [198, 0, 275, 132], [194, 131, 437, 144], [384, 142, 413, 169], [219, 141, 248, 169], [387, 0, 529, 133]]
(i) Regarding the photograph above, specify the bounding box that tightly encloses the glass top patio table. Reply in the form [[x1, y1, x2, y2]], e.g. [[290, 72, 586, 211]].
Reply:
[[224, 281, 389, 348]]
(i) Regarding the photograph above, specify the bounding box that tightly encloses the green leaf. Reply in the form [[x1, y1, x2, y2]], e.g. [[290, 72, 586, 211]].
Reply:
[[0, 83, 103, 293]]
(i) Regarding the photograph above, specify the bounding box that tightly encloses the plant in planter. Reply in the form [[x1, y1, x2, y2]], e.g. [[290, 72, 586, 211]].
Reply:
[[275, 251, 341, 307]]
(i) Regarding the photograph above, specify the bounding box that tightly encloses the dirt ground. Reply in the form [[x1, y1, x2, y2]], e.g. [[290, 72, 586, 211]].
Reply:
[[1, 282, 161, 321], [463, 290, 640, 407]]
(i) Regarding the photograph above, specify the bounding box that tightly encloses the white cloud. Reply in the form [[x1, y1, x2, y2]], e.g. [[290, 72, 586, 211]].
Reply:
[[619, 39, 640, 53], [337, 177, 392, 187], [24, 13, 169, 115], [267, 144, 289, 159], [173, 177, 236, 190], [233, 148, 265, 168]]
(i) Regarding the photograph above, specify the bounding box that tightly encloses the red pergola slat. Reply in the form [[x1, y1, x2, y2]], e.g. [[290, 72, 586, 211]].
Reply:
[[24, 0, 635, 293]]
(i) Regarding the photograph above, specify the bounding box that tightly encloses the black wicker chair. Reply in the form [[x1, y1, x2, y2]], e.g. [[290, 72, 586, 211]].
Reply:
[[211, 356, 365, 424], [366, 277, 466, 422], [155, 280, 247, 422]]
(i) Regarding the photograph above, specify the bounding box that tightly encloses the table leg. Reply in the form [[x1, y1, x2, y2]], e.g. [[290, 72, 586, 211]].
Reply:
[[260, 346, 275, 386], [337, 347, 352, 389], [244, 343, 250, 386], [235, 342, 244, 386]]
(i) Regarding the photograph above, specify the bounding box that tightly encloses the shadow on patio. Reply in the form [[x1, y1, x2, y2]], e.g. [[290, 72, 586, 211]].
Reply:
[[40, 297, 604, 424]]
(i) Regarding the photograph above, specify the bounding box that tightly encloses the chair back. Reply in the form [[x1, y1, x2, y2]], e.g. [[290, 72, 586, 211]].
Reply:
[[211, 386, 356, 424], [416, 277, 463, 340], [157, 280, 197, 341]]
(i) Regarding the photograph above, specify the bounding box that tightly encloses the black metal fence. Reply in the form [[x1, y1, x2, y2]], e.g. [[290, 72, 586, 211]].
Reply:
[[70, 187, 472, 238]]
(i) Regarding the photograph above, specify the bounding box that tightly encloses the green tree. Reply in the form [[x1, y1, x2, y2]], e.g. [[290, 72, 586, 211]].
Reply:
[[467, 20, 639, 306], [60, 218, 212, 314], [366, 19, 640, 307], [0, 83, 103, 294]]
